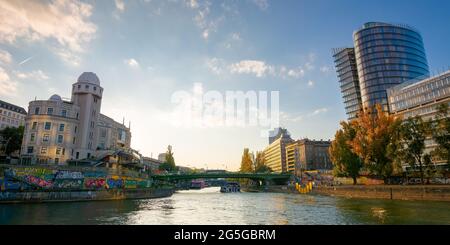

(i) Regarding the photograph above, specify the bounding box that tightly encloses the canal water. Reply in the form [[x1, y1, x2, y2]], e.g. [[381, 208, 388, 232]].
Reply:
[[1, 187, 449, 224]]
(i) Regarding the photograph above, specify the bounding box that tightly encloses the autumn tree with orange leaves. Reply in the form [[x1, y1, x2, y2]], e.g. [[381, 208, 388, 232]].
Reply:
[[349, 104, 402, 182]]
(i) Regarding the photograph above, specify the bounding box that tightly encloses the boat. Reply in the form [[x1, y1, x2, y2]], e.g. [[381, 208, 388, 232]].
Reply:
[[190, 180, 206, 189], [220, 182, 240, 193]]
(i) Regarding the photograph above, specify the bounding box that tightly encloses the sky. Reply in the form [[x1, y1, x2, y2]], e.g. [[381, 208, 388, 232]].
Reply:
[[1, 0, 449, 170]]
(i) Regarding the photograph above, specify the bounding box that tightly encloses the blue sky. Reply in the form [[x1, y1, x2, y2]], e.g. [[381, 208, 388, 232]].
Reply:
[[1, 0, 449, 170]]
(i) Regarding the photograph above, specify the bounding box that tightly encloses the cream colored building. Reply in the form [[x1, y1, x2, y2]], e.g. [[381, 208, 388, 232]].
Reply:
[[263, 134, 293, 173], [21, 72, 131, 165], [0, 100, 27, 129]]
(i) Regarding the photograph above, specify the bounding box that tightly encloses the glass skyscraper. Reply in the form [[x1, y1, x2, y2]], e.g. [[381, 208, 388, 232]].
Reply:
[[334, 22, 430, 119], [333, 48, 363, 120], [353, 22, 429, 111]]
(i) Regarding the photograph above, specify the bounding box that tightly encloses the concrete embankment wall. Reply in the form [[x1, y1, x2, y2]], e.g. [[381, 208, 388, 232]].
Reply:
[[0, 188, 173, 203], [314, 185, 450, 201]]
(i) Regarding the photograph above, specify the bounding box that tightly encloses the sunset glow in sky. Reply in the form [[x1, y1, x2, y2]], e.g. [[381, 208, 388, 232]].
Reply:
[[1, 0, 449, 170]]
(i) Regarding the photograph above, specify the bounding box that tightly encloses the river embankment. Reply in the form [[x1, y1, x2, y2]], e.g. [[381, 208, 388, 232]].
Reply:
[[314, 185, 450, 201]]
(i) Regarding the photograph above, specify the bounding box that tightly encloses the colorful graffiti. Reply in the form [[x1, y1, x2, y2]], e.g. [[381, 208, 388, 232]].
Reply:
[[2, 166, 152, 191], [25, 175, 53, 188], [84, 178, 106, 189], [55, 171, 84, 179], [54, 179, 83, 189]]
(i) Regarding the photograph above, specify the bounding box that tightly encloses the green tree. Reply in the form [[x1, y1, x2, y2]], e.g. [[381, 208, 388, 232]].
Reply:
[[240, 148, 253, 173], [350, 104, 402, 183], [329, 121, 362, 184], [397, 116, 429, 184], [431, 103, 450, 165], [159, 145, 176, 172], [0, 126, 24, 156], [253, 151, 271, 173]]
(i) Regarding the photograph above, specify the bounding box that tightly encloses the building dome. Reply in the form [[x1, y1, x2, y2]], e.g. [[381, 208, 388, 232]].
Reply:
[[49, 94, 62, 101], [77, 72, 100, 85]]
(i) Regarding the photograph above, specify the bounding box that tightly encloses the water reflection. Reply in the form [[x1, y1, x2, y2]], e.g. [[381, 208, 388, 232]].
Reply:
[[0, 188, 449, 225]]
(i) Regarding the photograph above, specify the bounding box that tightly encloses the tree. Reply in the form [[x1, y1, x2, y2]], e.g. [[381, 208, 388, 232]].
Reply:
[[240, 148, 253, 173], [349, 104, 402, 183], [253, 151, 272, 173], [329, 121, 362, 184], [159, 145, 176, 172], [431, 103, 450, 165], [397, 116, 429, 184], [0, 126, 24, 156]]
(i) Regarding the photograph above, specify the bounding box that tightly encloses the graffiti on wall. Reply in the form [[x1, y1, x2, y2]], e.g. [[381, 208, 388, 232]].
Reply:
[[2, 166, 152, 191], [55, 171, 84, 179], [84, 178, 106, 189]]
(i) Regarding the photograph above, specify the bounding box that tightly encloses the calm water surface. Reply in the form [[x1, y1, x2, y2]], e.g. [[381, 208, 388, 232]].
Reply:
[[1, 187, 449, 225]]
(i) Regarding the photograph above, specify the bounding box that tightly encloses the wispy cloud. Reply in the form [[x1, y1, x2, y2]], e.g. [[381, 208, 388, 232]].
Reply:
[[228, 60, 274, 77], [115, 0, 125, 12], [0, 49, 12, 64], [250, 0, 269, 11], [0, 67, 17, 97], [307, 80, 315, 87], [15, 70, 49, 80], [124, 58, 140, 68], [0, 0, 97, 66], [281, 107, 329, 123], [206, 56, 316, 80]]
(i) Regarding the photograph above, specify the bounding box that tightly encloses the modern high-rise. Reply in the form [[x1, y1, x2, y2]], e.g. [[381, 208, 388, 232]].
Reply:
[[354, 22, 429, 111], [332, 48, 363, 120], [334, 22, 430, 118]]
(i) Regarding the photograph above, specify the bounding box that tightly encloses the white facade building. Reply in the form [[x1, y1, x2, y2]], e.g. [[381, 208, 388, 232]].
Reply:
[[0, 100, 27, 129], [21, 72, 131, 165]]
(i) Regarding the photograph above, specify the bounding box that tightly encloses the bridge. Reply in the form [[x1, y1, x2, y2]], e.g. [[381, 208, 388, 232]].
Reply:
[[152, 172, 293, 184]]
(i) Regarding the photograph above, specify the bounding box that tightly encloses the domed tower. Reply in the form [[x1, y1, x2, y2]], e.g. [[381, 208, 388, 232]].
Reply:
[[71, 72, 103, 159]]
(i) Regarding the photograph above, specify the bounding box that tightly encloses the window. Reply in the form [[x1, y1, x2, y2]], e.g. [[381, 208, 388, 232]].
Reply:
[[43, 134, 50, 142], [57, 135, 63, 144], [62, 148, 65, 155], [59, 124, 65, 132], [56, 147, 62, 155], [61, 110, 67, 117], [30, 133, 35, 142], [74, 126, 77, 133], [85, 85, 89, 89], [44, 122, 51, 130], [32, 122, 37, 130], [41, 147, 47, 154], [27, 146, 34, 154], [34, 107, 40, 115], [78, 84, 81, 89], [55, 158, 59, 164], [47, 108, 53, 115], [72, 137, 76, 144]]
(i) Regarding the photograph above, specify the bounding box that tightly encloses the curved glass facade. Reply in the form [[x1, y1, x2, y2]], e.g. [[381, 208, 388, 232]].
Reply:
[[353, 22, 429, 111]]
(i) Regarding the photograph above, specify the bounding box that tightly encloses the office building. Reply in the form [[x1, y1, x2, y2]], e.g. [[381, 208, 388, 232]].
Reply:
[[333, 48, 363, 120], [388, 69, 450, 166], [334, 22, 430, 116], [263, 132, 293, 172], [285, 139, 332, 175], [268, 127, 291, 144]]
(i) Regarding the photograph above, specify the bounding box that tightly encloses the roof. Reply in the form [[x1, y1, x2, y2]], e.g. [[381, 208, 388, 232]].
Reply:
[[0, 100, 27, 114]]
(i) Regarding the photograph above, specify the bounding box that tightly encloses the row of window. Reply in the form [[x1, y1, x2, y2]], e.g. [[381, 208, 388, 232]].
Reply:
[[1, 116, 22, 126], [389, 77, 450, 103], [0, 109, 26, 120], [26, 146, 66, 155], [30, 122, 70, 132], [29, 133, 66, 144], [390, 88, 450, 111], [354, 31, 423, 47], [355, 25, 422, 40], [355, 39, 426, 56]]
